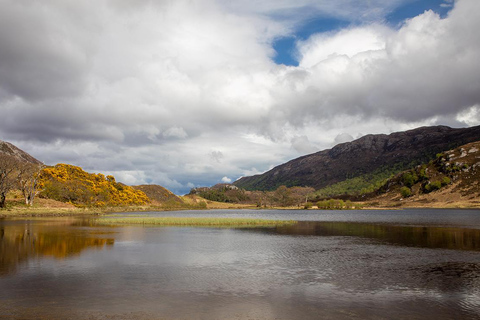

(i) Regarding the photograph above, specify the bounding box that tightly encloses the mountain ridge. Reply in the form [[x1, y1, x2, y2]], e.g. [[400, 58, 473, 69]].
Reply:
[[0, 140, 42, 164], [234, 125, 480, 192]]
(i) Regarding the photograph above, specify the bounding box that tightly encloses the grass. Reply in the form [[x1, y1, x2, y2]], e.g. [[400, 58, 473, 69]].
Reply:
[[94, 216, 297, 228]]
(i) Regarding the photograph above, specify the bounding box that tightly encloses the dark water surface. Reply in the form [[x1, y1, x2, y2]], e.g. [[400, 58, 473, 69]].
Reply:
[[1, 209, 480, 319]]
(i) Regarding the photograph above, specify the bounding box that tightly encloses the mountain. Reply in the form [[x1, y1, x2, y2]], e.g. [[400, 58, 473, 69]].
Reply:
[[0, 140, 42, 164], [234, 125, 480, 192]]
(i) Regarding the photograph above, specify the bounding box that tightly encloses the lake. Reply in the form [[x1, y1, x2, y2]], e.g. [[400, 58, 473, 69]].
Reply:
[[1, 209, 480, 319]]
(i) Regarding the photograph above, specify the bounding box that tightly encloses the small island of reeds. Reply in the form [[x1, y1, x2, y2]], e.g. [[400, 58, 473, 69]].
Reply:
[[95, 216, 297, 228]]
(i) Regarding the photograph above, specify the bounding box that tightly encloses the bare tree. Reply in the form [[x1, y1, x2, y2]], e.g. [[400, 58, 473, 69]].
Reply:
[[0, 154, 18, 208], [290, 186, 315, 207], [17, 162, 44, 206]]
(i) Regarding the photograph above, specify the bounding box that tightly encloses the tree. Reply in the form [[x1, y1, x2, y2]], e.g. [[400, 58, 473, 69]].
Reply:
[[0, 154, 18, 208], [252, 191, 268, 207], [289, 186, 315, 207], [17, 162, 44, 206], [273, 185, 292, 207]]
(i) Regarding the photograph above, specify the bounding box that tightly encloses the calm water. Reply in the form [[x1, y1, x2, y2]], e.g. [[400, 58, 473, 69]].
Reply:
[[1, 209, 480, 319]]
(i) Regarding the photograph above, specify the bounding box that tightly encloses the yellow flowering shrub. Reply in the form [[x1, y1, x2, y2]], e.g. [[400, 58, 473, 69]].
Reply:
[[40, 164, 149, 207]]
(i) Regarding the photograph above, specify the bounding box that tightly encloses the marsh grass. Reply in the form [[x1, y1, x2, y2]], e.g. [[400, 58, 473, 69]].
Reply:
[[95, 216, 297, 228]]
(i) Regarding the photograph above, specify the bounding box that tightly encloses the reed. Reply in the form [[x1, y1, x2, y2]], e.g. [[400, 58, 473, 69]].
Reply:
[[95, 216, 297, 227]]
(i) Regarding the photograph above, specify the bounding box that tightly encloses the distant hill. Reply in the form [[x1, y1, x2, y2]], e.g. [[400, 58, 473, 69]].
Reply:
[[133, 185, 183, 204], [234, 125, 480, 193], [0, 140, 42, 164]]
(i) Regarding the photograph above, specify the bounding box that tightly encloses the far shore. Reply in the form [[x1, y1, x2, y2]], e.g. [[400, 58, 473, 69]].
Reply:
[[2, 201, 480, 218]]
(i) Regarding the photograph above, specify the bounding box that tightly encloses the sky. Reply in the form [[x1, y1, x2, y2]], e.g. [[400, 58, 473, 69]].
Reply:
[[1, 0, 480, 195]]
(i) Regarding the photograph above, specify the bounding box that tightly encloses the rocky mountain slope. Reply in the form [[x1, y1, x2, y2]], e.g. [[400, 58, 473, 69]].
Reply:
[[0, 140, 42, 164], [234, 125, 480, 192], [369, 141, 480, 208]]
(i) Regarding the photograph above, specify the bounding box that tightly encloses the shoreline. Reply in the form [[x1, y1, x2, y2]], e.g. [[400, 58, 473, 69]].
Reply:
[[2, 203, 480, 218]]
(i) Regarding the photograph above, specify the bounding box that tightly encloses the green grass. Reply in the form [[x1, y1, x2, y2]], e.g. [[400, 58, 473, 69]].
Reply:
[[95, 216, 297, 227]]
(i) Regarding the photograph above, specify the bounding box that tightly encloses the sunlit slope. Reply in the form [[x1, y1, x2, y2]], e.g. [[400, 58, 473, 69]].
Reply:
[[40, 164, 150, 207], [369, 140, 480, 207]]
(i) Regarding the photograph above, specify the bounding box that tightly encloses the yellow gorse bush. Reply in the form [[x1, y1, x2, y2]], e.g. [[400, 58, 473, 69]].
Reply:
[[40, 164, 149, 207]]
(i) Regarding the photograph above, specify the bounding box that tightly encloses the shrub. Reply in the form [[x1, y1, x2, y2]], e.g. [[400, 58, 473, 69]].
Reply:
[[345, 200, 353, 209], [40, 164, 149, 207], [424, 181, 441, 193], [316, 200, 328, 209], [441, 177, 451, 186], [430, 181, 442, 190], [335, 199, 345, 209], [402, 172, 418, 188], [316, 199, 348, 209], [197, 201, 207, 209], [418, 165, 428, 180], [400, 186, 412, 198]]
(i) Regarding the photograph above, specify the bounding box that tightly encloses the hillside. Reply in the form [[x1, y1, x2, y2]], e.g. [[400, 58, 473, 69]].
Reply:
[[40, 164, 150, 207], [133, 184, 183, 205], [368, 141, 480, 208], [0, 140, 186, 209], [234, 125, 480, 193], [0, 140, 42, 164]]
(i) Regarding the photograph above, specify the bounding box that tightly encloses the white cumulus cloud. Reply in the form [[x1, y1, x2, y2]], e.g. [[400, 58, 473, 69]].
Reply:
[[221, 176, 232, 183]]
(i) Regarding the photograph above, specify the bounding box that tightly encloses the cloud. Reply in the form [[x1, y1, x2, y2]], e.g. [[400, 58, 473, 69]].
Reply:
[[297, 25, 390, 68], [163, 127, 188, 139], [334, 133, 354, 145], [209, 151, 224, 163], [221, 176, 232, 183], [456, 105, 480, 127], [441, 0, 454, 8], [274, 1, 480, 127], [219, 0, 406, 25], [291, 135, 318, 154], [0, 0, 479, 194], [0, 2, 91, 102]]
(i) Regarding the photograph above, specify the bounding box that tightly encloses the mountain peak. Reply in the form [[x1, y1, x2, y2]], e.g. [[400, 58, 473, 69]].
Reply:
[[0, 140, 42, 164]]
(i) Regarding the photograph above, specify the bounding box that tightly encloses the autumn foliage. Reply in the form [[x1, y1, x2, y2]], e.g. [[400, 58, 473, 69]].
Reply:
[[40, 164, 149, 207]]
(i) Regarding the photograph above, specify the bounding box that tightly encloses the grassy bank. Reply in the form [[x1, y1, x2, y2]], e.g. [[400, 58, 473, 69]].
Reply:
[[0, 193, 257, 218], [95, 216, 297, 227]]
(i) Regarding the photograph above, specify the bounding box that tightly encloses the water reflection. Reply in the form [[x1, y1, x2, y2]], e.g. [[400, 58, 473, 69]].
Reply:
[[272, 221, 480, 251], [1, 215, 480, 319], [0, 219, 114, 275]]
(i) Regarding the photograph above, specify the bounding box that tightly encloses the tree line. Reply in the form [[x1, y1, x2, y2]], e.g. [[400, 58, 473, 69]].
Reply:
[[192, 185, 315, 208]]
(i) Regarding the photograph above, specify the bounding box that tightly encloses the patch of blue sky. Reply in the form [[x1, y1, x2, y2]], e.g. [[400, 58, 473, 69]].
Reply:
[[272, 0, 455, 66], [386, 0, 453, 27], [273, 16, 349, 66]]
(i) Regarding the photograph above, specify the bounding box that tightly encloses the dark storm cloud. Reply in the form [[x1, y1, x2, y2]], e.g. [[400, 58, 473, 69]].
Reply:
[[0, 1, 90, 101]]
